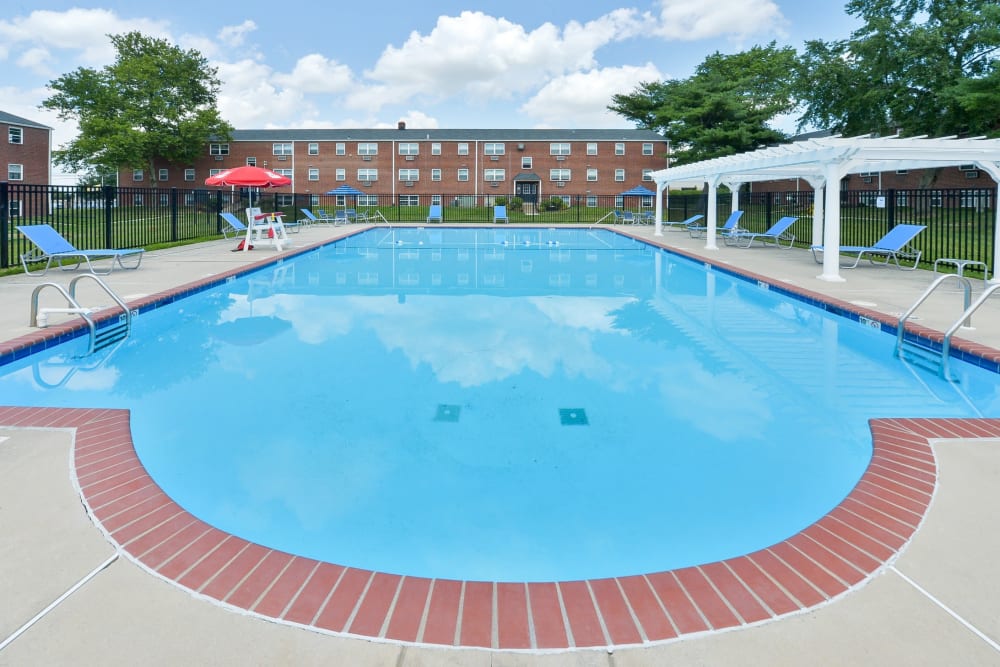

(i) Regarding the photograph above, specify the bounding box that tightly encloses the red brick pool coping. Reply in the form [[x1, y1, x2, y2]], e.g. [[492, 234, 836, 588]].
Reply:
[[4, 405, 999, 650]]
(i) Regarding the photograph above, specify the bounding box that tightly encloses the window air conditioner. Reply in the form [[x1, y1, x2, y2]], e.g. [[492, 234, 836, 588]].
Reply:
[[489, 181, 499, 187], [404, 181, 414, 187], [959, 164, 976, 171], [362, 155, 372, 161], [363, 181, 373, 186], [405, 155, 415, 161], [214, 155, 224, 161], [555, 156, 566, 161], [556, 181, 566, 187], [490, 155, 499, 161], [965, 170, 980, 179], [277, 155, 288, 161]]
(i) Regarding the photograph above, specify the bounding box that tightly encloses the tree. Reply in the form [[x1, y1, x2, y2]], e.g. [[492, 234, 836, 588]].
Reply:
[[795, 0, 1000, 137], [609, 43, 798, 165], [42, 31, 233, 185]]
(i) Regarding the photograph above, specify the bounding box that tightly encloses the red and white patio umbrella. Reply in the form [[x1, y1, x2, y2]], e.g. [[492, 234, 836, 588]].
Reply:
[[205, 165, 291, 208]]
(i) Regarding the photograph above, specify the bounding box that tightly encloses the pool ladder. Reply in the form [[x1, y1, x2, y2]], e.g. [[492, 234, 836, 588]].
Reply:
[[30, 274, 133, 355], [896, 274, 1000, 378]]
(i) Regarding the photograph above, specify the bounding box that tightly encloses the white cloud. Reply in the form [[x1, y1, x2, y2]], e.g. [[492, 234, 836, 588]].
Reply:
[[0, 8, 170, 66], [360, 9, 645, 110], [273, 53, 354, 94], [218, 20, 257, 48], [648, 0, 787, 41], [520, 63, 663, 127]]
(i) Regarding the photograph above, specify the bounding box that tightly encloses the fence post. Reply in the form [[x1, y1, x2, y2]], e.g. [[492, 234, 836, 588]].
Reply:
[[170, 188, 179, 241], [886, 189, 896, 229], [102, 185, 115, 247], [215, 191, 224, 235], [0, 181, 8, 269]]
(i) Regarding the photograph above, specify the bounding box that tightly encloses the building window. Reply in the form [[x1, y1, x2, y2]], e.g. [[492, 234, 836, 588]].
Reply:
[[308, 168, 319, 181], [358, 168, 378, 181], [586, 195, 598, 207], [8, 200, 21, 216], [457, 168, 469, 181], [308, 143, 319, 155], [431, 143, 441, 155], [550, 168, 571, 181], [8, 127, 23, 144], [335, 168, 346, 181], [183, 193, 195, 206], [160, 193, 170, 206], [277, 194, 294, 206], [210, 143, 229, 156], [246, 157, 257, 166], [399, 195, 419, 206], [132, 169, 144, 182], [431, 168, 441, 181], [359, 194, 378, 206], [8, 164, 23, 181], [642, 143, 653, 156], [158, 168, 168, 181], [358, 143, 378, 156], [484, 168, 505, 181], [334, 142, 345, 156], [586, 142, 597, 156], [134, 194, 144, 206], [586, 168, 598, 182], [184, 168, 195, 181], [273, 143, 293, 156], [521, 156, 532, 169], [399, 143, 419, 156], [550, 143, 571, 156], [398, 168, 419, 181], [209, 168, 226, 176], [272, 169, 292, 178], [615, 168, 625, 181], [484, 143, 505, 156], [642, 169, 653, 181], [457, 143, 469, 156]]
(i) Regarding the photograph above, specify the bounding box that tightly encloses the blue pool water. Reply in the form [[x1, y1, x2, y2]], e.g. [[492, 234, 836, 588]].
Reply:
[[3, 227, 999, 582]]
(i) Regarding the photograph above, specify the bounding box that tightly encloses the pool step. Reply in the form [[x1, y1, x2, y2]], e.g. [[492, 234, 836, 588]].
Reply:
[[93, 318, 130, 353]]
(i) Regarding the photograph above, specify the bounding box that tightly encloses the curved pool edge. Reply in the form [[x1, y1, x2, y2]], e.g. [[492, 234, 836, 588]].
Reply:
[[5, 406, 998, 651]]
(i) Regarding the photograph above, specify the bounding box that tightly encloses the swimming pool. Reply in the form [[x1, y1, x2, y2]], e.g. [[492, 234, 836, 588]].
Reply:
[[2, 227, 998, 584]]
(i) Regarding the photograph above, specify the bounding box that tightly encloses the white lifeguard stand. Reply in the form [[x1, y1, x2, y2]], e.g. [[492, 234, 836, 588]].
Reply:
[[244, 207, 290, 251]]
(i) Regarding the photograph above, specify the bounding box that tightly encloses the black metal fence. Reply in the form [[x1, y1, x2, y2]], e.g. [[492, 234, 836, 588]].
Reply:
[[2, 182, 995, 278]]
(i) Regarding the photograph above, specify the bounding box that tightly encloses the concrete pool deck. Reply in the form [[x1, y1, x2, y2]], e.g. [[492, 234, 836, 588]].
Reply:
[[1, 223, 999, 665]]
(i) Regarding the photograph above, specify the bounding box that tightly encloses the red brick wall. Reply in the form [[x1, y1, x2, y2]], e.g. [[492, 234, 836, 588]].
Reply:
[[0, 123, 50, 184]]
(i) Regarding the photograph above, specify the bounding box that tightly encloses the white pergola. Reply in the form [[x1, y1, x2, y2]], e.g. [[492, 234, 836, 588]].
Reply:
[[649, 135, 1000, 282]]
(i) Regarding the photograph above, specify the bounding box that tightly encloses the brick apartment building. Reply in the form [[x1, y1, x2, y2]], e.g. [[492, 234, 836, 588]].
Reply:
[[132, 123, 670, 208], [1, 110, 52, 186]]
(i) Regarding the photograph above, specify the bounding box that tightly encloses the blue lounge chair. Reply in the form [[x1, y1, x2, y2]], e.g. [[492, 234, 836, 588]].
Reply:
[[17, 224, 145, 276], [621, 211, 638, 225], [811, 224, 927, 270], [688, 210, 744, 238], [640, 211, 655, 224], [662, 214, 705, 230], [220, 212, 248, 239], [493, 205, 509, 223], [427, 204, 443, 223], [724, 216, 798, 248], [299, 208, 334, 225]]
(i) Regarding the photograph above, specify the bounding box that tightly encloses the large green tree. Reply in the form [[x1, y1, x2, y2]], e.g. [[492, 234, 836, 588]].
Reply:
[[795, 0, 1000, 137], [609, 43, 798, 165], [42, 31, 233, 184]]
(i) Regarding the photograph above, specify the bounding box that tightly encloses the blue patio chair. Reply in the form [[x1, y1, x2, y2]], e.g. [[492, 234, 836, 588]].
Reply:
[[17, 224, 145, 276], [724, 216, 798, 248], [427, 204, 443, 223], [811, 224, 927, 270], [688, 210, 744, 238], [493, 205, 509, 223]]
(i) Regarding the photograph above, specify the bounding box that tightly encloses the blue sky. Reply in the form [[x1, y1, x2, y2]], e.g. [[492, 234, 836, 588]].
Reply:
[[1, 1, 861, 181]]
